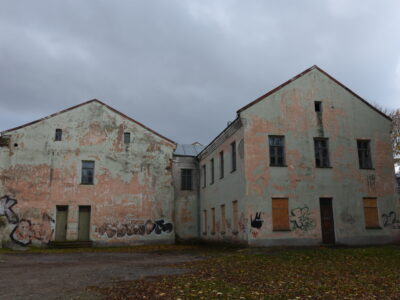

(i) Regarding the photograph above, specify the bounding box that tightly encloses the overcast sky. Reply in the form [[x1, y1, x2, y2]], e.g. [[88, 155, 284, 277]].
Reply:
[[0, 1, 399, 144]]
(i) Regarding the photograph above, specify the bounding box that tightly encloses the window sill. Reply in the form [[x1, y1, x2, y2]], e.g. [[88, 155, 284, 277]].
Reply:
[[360, 168, 375, 170], [273, 229, 291, 232], [316, 166, 332, 169], [365, 226, 382, 230], [230, 169, 237, 174], [270, 164, 287, 167], [80, 183, 94, 186]]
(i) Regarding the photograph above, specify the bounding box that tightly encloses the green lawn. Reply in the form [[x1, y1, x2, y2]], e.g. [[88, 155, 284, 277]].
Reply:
[[88, 245, 400, 300]]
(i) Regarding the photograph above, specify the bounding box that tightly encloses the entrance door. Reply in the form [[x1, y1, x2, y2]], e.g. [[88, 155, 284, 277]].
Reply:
[[319, 198, 335, 244], [55, 206, 68, 241], [78, 206, 91, 241]]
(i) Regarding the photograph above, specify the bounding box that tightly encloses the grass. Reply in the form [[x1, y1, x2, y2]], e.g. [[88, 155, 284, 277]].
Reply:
[[87, 244, 400, 300]]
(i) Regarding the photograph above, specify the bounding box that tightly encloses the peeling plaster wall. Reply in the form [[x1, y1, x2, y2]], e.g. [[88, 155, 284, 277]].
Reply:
[[241, 68, 399, 246], [172, 156, 200, 240], [199, 121, 247, 243], [0, 101, 175, 247]]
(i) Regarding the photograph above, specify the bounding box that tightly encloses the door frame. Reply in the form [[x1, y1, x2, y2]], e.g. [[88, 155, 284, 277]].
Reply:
[[78, 205, 91, 241], [319, 198, 336, 244], [55, 205, 68, 241]]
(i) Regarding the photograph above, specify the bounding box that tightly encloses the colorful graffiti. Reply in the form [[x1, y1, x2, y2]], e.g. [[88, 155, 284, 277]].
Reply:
[[290, 206, 315, 231], [10, 213, 55, 246], [96, 219, 173, 238], [0, 195, 19, 224], [250, 212, 263, 229], [382, 212, 400, 229]]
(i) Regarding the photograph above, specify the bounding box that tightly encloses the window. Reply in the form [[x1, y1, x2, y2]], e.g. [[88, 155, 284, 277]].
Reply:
[[363, 198, 380, 228], [81, 161, 95, 185], [210, 159, 215, 184], [314, 101, 322, 112], [203, 210, 208, 234], [272, 198, 290, 231], [231, 141, 237, 172], [55, 129, 62, 141], [181, 169, 192, 191], [220, 204, 226, 233], [357, 140, 372, 169], [314, 138, 330, 167], [219, 151, 224, 179], [211, 208, 216, 234], [232, 200, 238, 233], [202, 165, 206, 188], [269, 136, 285, 166], [124, 132, 131, 144]]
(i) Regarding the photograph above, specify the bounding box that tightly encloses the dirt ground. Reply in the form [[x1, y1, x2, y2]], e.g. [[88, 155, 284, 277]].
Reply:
[[0, 251, 201, 300]]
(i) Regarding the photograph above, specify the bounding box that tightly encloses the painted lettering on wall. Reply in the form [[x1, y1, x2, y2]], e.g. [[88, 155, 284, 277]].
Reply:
[[290, 206, 315, 231], [250, 212, 263, 229], [0, 195, 19, 224], [96, 219, 173, 238], [10, 213, 55, 246], [0, 195, 55, 246], [382, 212, 400, 229]]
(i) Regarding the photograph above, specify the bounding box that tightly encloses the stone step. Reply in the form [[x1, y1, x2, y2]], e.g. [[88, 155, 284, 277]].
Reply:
[[48, 240, 93, 248]]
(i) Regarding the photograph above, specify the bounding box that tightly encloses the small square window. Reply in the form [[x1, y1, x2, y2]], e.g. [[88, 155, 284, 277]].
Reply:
[[81, 161, 95, 185], [315, 101, 322, 113], [124, 132, 131, 144], [55, 129, 62, 141]]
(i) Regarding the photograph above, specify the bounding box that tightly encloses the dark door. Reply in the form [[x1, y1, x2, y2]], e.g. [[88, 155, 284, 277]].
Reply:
[[319, 198, 335, 244], [55, 206, 68, 241], [78, 206, 91, 241]]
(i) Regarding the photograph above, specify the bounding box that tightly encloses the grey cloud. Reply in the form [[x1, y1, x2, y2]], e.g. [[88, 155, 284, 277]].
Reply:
[[0, 1, 399, 144]]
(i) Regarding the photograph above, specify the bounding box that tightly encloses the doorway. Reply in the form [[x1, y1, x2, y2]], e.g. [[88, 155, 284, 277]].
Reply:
[[78, 206, 91, 241], [55, 206, 68, 241], [319, 198, 335, 244]]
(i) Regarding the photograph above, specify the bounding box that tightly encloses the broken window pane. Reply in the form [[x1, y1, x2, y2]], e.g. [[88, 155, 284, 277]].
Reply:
[[314, 138, 330, 168]]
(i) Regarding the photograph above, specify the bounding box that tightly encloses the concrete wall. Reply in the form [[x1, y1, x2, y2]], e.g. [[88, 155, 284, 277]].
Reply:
[[0, 101, 176, 247], [198, 120, 247, 243], [172, 155, 200, 240], [240, 68, 399, 246]]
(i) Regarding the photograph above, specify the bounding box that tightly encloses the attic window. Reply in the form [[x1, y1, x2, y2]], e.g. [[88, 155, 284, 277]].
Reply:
[[314, 101, 322, 113], [0, 136, 10, 147], [124, 132, 131, 144], [55, 129, 62, 141]]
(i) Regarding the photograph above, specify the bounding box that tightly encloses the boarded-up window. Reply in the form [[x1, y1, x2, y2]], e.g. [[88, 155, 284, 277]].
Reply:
[[203, 210, 208, 234], [232, 200, 238, 233], [211, 208, 216, 234], [272, 198, 290, 231], [220, 204, 226, 233], [363, 198, 380, 228]]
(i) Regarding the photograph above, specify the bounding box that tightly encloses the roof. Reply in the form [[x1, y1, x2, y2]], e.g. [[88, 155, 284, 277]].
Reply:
[[237, 65, 392, 121], [174, 143, 204, 156], [1, 99, 176, 145]]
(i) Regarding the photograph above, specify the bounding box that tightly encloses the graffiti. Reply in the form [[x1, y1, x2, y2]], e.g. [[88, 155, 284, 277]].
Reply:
[[250, 212, 263, 229], [0, 195, 19, 224], [251, 230, 259, 238], [366, 174, 376, 192], [96, 219, 173, 238], [382, 212, 400, 229], [10, 213, 55, 246], [340, 211, 355, 225], [290, 206, 315, 231]]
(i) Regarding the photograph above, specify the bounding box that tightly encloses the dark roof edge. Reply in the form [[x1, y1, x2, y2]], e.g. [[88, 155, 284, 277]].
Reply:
[[1, 99, 176, 145], [237, 65, 392, 122], [196, 117, 240, 159]]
